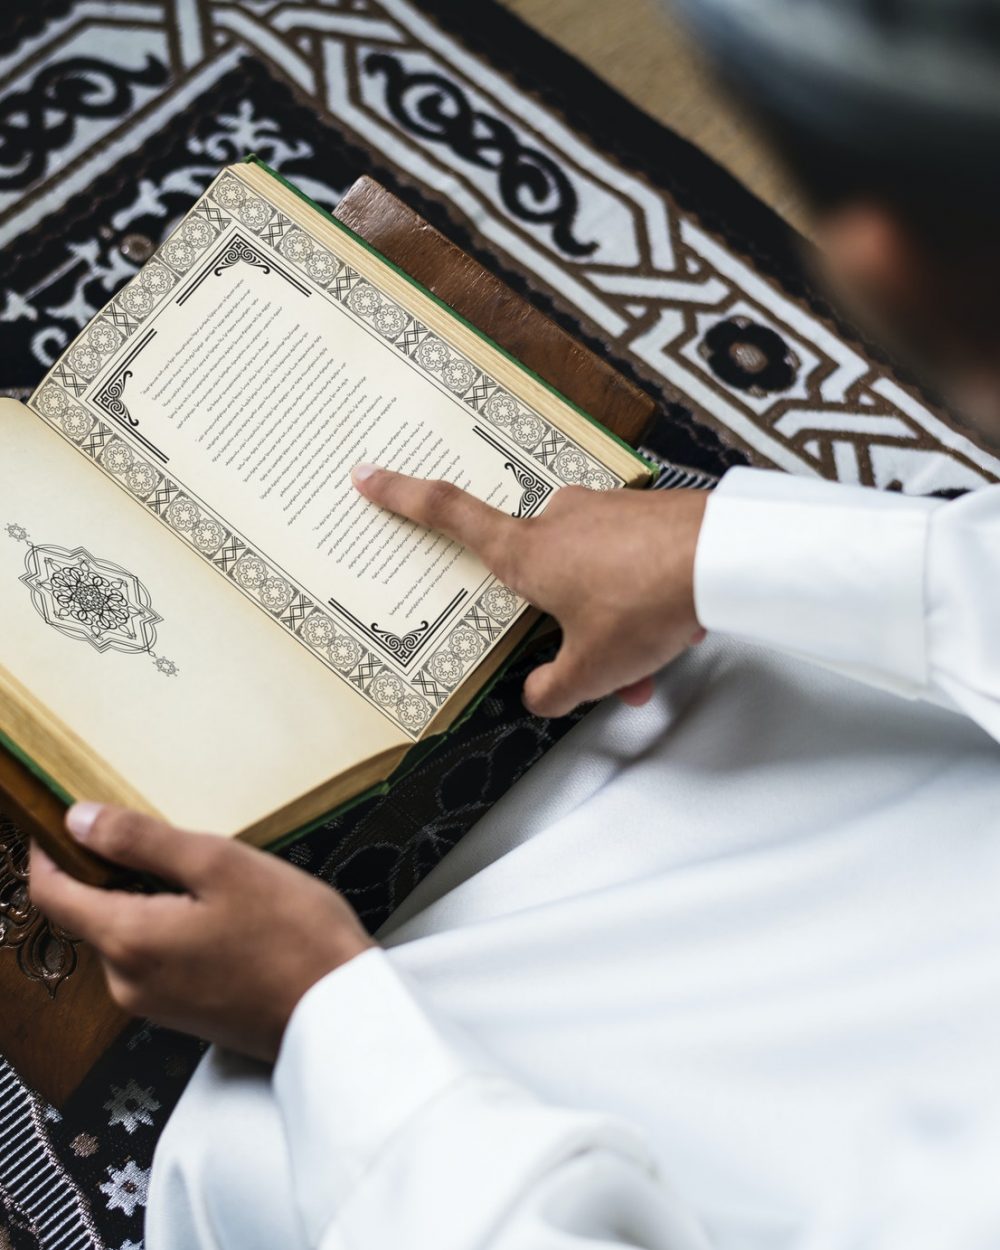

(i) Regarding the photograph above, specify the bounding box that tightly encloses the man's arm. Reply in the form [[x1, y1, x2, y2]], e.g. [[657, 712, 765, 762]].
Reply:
[[350, 462, 709, 717], [353, 462, 1000, 742], [695, 467, 1000, 739], [31, 810, 711, 1250], [275, 947, 712, 1250]]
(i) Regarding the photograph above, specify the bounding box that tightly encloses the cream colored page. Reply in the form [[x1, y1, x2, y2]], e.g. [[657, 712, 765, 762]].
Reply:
[[28, 167, 624, 739], [0, 403, 403, 834], [129, 260, 525, 657]]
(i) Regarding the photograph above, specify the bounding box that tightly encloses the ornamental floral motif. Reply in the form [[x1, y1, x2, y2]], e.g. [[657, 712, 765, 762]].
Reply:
[[481, 584, 518, 622], [398, 695, 431, 730], [125, 461, 158, 497], [36, 383, 68, 416], [141, 263, 175, 299], [259, 576, 293, 612], [191, 518, 225, 553], [11, 532, 175, 675], [449, 626, 484, 663], [61, 406, 93, 440], [441, 359, 475, 393], [551, 447, 587, 484], [348, 283, 381, 318], [511, 413, 544, 447], [374, 304, 406, 338], [212, 173, 247, 212], [305, 248, 337, 284], [101, 441, 134, 476], [427, 649, 463, 688], [301, 613, 336, 648], [238, 195, 273, 231], [69, 344, 101, 379], [370, 672, 406, 707], [232, 555, 268, 591], [582, 466, 615, 491], [329, 636, 362, 672], [166, 497, 199, 532], [415, 337, 449, 372], [50, 564, 131, 633], [88, 322, 122, 357], [280, 227, 314, 263], [180, 217, 214, 250], [484, 392, 518, 426], [160, 237, 197, 272], [119, 280, 154, 319]]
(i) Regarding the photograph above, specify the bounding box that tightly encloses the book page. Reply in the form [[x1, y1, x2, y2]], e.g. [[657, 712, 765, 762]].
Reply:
[[27, 165, 630, 740], [0, 402, 405, 836]]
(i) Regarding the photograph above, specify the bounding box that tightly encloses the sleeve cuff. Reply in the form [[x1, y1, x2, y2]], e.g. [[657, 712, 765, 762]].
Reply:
[[272, 946, 494, 1240], [694, 467, 943, 693]]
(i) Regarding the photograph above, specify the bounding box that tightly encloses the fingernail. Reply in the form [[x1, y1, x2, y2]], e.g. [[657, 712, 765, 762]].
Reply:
[[351, 463, 379, 484], [66, 801, 103, 841]]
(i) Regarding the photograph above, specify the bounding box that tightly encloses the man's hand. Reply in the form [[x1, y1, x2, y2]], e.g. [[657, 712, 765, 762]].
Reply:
[[352, 465, 708, 717], [30, 804, 373, 1062]]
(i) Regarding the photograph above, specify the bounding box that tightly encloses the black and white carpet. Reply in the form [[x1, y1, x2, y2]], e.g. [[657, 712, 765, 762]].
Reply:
[[1, 1, 997, 1246]]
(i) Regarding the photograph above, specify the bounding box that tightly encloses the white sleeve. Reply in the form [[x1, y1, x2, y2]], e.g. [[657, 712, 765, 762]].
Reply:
[[272, 948, 711, 1250], [694, 466, 1000, 742]]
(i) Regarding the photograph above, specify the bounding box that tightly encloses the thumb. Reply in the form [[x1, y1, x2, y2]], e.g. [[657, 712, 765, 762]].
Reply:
[[523, 646, 592, 718], [65, 802, 218, 887]]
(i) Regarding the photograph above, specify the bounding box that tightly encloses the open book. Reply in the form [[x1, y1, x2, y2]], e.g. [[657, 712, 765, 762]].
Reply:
[[0, 158, 651, 851]]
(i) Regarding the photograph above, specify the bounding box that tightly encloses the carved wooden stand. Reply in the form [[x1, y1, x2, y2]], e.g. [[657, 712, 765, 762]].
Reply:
[[0, 177, 655, 1107], [0, 820, 78, 992]]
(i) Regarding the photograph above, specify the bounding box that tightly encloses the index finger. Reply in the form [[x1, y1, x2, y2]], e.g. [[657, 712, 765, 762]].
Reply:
[[351, 464, 519, 575]]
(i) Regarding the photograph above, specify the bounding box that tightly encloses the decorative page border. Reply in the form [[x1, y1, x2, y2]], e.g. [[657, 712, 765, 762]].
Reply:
[[27, 168, 622, 739]]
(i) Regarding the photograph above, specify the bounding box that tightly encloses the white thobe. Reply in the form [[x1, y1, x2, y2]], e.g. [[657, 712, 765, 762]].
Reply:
[[146, 468, 1000, 1250]]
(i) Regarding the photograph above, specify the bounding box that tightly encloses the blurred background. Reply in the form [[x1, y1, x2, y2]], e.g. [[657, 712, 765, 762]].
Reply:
[[503, 0, 808, 232]]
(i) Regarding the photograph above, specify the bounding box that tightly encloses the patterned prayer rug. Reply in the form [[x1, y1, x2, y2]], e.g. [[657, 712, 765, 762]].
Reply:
[[1, 1, 997, 1246]]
